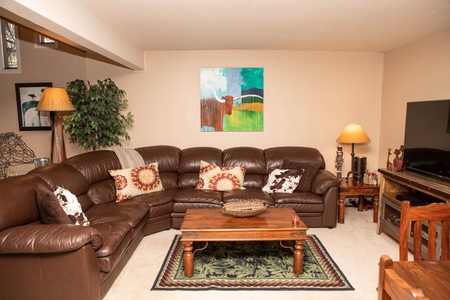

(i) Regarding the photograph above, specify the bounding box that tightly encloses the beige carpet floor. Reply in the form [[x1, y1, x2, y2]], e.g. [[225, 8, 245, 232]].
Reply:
[[104, 207, 400, 300]]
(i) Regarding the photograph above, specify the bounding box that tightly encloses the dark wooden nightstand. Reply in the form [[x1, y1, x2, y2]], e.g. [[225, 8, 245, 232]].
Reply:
[[338, 179, 380, 224]]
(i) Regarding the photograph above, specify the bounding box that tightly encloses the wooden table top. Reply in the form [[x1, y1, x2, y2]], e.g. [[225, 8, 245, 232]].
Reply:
[[180, 208, 308, 241], [393, 260, 450, 299], [339, 179, 379, 189]]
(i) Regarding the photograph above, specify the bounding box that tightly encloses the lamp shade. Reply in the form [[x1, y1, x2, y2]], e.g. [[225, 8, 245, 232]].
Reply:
[[336, 123, 371, 144], [36, 87, 75, 111]]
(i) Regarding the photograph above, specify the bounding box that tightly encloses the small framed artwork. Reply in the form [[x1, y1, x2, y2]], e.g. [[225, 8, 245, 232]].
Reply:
[[15, 82, 52, 131]]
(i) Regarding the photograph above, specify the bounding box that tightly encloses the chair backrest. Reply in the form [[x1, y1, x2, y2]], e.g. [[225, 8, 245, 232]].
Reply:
[[399, 201, 450, 261]]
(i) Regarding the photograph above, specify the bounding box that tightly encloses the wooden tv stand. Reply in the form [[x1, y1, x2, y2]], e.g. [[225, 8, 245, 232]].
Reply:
[[377, 168, 450, 256]]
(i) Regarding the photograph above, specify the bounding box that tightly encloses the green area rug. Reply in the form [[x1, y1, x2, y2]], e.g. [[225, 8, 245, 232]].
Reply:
[[152, 235, 354, 291]]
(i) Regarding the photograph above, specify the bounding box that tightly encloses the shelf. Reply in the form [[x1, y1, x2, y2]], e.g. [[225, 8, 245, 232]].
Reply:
[[378, 168, 450, 259]]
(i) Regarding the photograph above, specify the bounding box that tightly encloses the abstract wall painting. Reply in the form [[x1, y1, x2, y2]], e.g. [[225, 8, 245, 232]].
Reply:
[[200, 68, 264, 132]]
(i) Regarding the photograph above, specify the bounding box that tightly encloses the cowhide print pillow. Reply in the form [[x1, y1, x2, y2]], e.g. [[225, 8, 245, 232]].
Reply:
[[54, 186, 90, 226], [262, 168, 304, 194]]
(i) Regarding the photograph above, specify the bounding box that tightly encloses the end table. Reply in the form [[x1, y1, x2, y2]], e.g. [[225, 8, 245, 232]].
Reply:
[[338, 179, 379, 224]]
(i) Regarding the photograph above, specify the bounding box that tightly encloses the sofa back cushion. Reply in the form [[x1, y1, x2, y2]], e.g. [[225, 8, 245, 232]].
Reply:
[[29, 163, 94, 211], [223, 147, 266, 188], [0, 175, 44, 231], [136, 145, 181, 189], [64, 151, 120, 183], [178, 147, 222, 188], [265, 146, 325, 170], [63, 151, 120, 206], [264, 147, 325, 192]]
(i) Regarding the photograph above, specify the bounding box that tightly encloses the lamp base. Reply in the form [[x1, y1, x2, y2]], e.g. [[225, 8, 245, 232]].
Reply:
[[50, 112, 67, 163], [352, 156, 367, 181]]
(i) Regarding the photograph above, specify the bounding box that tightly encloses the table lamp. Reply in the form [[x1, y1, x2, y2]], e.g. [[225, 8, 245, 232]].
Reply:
[[336, 123, 371, 181], [36, 87, 75, 163]]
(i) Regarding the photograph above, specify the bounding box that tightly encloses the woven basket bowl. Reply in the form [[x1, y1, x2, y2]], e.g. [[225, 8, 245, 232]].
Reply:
[[221, 200, 268, 217]]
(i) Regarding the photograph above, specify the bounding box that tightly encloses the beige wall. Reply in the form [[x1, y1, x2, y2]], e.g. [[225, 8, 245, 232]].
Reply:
[[3, 26, 450, 178], [83, 50, 383, 175], [0, 26, 86, 174], [379, 29, 450, 167]]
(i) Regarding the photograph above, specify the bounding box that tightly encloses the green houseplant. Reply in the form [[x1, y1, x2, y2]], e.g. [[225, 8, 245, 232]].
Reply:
[[63, 78, 134, 151]]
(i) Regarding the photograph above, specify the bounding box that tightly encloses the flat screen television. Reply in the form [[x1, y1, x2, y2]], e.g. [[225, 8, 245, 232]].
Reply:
[[403, 99, 450, 181]]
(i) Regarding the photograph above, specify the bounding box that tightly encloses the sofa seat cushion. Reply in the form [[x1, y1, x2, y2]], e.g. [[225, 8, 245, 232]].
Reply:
[[130, 187, 177, 218], [273, 192, 325, 213], [85, 201, 148, 260], [86, 201, 149, 230], [96, 215, 146, 273], [173, 202, 222, 213], [222, 189, 275, 206], [174, 188, 222, 205], [173, 188, 222, 213], [90, 221, 131, 258]]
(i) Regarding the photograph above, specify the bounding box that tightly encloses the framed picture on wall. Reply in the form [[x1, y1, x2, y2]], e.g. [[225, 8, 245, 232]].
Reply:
[[15, 82, 52, 131], [200, 68, 264, 132]]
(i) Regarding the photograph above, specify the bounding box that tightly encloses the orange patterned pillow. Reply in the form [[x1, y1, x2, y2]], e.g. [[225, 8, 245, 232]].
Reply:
[[196, 160, 246, 191], [109, 162, 164, 202]]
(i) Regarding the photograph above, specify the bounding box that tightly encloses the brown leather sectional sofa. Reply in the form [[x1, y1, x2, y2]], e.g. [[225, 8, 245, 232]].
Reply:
[[0, 145, 339, 300]]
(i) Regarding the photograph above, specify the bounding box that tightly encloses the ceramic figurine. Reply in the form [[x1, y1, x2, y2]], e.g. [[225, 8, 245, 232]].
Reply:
[[386, 148, 393, 171], [393, 145, 403, 171]]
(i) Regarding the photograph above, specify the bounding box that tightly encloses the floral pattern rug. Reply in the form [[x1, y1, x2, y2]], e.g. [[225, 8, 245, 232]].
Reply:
[[152, 235, 354, 291]]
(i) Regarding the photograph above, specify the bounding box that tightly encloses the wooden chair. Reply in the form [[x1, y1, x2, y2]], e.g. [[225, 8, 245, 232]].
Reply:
[[378, 255, 429, 300], [378, 201, 450, 299], [399, 201, 450, 261]]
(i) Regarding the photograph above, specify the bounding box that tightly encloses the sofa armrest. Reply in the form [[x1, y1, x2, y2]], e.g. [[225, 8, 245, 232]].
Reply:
[[0, 224, 103, 254], [311, 169, 340, 195]]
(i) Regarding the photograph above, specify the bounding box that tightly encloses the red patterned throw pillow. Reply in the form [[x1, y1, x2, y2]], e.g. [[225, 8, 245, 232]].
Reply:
[[109, 162, 164, 202], [196, 160, 246, 191]]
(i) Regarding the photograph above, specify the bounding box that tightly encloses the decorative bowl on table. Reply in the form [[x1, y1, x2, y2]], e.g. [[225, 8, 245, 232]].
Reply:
[[221, 200, 268, 217]]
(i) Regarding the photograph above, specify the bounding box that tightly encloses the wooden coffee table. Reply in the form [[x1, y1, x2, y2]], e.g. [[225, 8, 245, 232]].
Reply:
[[180, 207, 308, 277]]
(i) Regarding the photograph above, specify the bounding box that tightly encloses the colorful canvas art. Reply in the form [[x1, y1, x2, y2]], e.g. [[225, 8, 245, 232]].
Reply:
[[200, 68, 264, 132]]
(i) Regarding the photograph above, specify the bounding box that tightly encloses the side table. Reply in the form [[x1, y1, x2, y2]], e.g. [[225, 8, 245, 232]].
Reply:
[[338, 179, 379, 224]]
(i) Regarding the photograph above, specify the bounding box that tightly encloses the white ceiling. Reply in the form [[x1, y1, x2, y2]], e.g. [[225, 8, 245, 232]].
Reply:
[[78, 0, 450, 52]]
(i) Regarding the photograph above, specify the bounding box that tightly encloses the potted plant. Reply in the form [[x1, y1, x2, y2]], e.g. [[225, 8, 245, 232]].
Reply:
[[63, 78, 134, 151]]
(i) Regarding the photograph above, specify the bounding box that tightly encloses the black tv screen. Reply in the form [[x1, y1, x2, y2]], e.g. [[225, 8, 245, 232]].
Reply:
[[403, 99, 450, 181]]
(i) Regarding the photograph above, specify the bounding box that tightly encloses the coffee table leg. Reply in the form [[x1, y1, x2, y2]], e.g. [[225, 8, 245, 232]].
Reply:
[[293, 240, 305, 275], [183, 241, 194, 277]]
